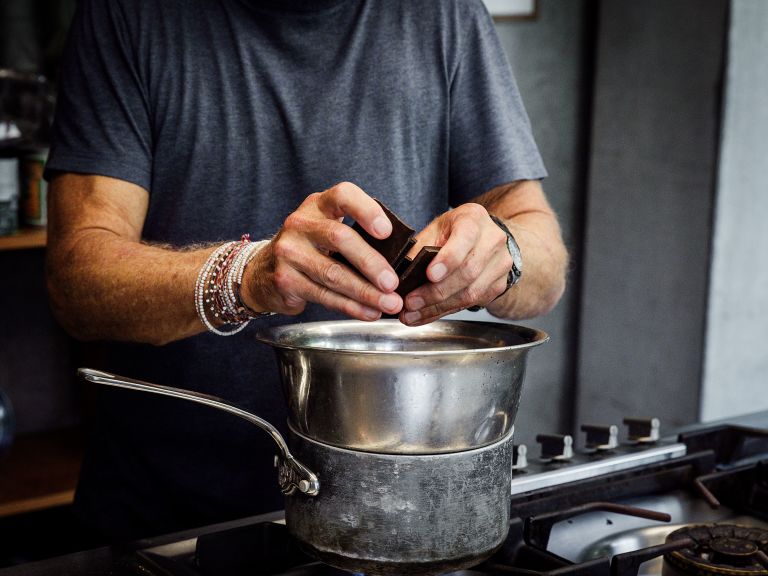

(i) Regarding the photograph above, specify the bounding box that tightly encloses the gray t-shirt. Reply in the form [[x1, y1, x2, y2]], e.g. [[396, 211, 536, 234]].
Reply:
[[48, 0, 545, 540]]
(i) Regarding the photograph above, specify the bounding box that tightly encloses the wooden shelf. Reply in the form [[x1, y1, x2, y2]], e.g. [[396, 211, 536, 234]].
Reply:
[[0, 428, 83, 518], [0, 228, 47, 251]]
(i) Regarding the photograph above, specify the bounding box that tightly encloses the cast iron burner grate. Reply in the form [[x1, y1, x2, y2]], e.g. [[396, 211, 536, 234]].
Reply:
[[665, 524, 768, 575]]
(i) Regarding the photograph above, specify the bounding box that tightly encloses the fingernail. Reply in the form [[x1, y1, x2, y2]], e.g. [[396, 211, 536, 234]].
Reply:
[[373, 216, 392, 238], [407, 295, 425, 310], [430, 263, 447, 282], [378, 270, 398, 291], [403, 311, 420, 324], [363, 307, 381, 320], [379, 293, 401, 312]]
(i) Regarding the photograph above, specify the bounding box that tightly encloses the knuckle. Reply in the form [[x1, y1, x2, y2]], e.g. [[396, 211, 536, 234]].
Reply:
[[325, 184, 345, 202], [271, 237, 293, 260], [359, 248, 382, 273], [273, 267, 294, 293], [283, 297, 305, 314], [327, 221, 352, 248], [283, 212, 305, 231], [460, 256, 483, 283], [322, 262, 344, 286], [465, 202, 488, 219], [355, 281, 377, 304], [461, 286, 482, 306], [342, 300, 362, 318], [334, 181, 355, 194], [429, 282, 450, 303], [315, 285, 335, 307]]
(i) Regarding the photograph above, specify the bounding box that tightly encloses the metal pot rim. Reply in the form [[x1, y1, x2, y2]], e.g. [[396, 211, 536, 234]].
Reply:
[[255, 319, 549, 356], [288, 420, 516, 458]]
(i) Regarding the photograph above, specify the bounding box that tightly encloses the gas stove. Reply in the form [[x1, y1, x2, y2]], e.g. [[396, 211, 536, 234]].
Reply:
[[3, 411, 767, 576]]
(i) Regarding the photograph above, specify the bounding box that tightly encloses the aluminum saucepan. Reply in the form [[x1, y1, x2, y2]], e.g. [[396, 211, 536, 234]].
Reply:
[[255, 319, 548, 454]]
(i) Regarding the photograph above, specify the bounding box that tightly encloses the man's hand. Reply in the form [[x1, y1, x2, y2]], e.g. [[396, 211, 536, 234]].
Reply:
[[400, 180, 567, 325], [240, 182, 404, 321], [400, 203, 510, 325]]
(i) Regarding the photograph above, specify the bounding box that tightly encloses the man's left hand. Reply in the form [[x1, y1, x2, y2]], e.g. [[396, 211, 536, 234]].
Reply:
[[400, 203, 511, 326]]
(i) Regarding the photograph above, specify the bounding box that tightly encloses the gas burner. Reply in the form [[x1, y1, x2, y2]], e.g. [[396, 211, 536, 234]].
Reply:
[[664, 524, 768, 575]]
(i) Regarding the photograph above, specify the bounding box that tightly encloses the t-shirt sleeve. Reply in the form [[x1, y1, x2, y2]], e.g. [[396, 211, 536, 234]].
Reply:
[[44, 0, 152, 191], [448, 2, 547, 206]]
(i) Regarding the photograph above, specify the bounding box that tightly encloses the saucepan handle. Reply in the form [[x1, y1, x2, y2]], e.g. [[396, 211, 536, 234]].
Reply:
[[78, 368, 319, 497]]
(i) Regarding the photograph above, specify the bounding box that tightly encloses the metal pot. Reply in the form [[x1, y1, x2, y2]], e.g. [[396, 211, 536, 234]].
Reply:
[[255, 319, 548, 454], [285, 423, 514, 575], [77, 368, 512, 575], [78, 320, 547, 574]]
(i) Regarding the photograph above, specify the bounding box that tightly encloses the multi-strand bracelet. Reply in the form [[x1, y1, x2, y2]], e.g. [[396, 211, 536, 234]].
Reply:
[[194, 235, 273, 336]]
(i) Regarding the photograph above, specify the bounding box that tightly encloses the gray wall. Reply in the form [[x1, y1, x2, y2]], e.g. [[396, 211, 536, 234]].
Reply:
[[575, 0, 728, 433], [485, 0, 733, 446], [452, 0, 590, 448], [496, 0, 590, 445], [702, 0, 768, 420]]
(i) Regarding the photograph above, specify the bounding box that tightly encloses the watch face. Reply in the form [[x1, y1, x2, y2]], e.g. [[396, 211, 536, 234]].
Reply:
[[507, 235, 522, 276]]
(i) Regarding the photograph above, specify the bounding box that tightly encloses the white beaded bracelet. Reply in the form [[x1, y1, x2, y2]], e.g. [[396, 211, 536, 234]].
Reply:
[[194, 238, 272, 336]]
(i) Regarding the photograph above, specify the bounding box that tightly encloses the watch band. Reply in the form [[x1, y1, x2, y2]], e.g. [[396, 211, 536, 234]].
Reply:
[[467, 214, 523, 312], [489, 215, 522, 293]]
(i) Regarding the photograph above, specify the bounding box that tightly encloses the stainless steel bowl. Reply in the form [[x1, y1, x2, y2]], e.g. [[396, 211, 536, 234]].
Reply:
[[255, 319, 548, 455]]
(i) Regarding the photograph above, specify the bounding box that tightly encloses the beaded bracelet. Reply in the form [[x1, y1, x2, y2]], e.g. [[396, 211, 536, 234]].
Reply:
[[213, 239, 270, 323], [194, 236, 273, 336]]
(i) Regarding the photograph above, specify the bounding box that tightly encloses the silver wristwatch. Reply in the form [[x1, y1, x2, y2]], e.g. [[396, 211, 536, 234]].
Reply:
[[467, 215, 522, 312], [489, 215, 522, 293]]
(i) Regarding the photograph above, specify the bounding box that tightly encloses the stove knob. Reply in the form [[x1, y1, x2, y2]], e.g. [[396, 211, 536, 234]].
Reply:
[[623, 417, 660, 443], [536, 434, 573, 461], [581, 424, 618, 451], [512, 444, 528, 470]]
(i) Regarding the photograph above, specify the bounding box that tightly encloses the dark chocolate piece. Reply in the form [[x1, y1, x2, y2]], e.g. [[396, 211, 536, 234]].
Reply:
[[394, 238, 418, 277], [396, 246, 440, 297], [331, 200, 442, 318], [333, 199, 416, 270]]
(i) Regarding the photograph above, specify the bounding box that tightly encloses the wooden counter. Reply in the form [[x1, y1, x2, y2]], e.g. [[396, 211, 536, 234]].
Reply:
[[0, 428, 83, 518], [0, 228, 47, 252]]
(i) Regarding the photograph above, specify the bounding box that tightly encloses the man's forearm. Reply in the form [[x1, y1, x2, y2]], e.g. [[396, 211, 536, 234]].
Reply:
[[486, 211, 567, 319], [45, 174, 225, 345], [47, 229, 213, 345]]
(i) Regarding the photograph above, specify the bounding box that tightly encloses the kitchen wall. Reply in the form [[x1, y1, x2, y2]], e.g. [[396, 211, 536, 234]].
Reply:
[[701, 0, 768, 420], [488, 0, 736, 444], [574, 0, 728, 433], [495, 0, 592, 444], [453, 0, 592, 447]]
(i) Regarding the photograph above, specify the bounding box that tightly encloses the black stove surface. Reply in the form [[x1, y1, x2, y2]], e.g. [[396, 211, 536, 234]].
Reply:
[[127, 518, 612, 576]]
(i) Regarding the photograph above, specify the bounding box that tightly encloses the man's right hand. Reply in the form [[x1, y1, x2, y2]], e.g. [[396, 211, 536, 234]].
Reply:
[[240, 182, 403, 321]]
